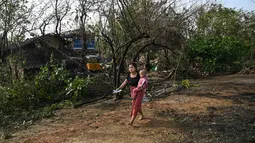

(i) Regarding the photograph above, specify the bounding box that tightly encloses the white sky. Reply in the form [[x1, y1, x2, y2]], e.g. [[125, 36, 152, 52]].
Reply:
[[26, 0, 254, 37]]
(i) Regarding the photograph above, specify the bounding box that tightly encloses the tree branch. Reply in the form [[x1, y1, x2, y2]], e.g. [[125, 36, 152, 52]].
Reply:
[[119, 0, 143, 35]]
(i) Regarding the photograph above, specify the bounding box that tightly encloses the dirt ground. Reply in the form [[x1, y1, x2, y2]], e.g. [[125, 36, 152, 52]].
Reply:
[[2, 74, 255, 143]]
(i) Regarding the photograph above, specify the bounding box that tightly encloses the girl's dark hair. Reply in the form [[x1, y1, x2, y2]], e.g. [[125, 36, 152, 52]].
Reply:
[[129, 62, 137, 69]]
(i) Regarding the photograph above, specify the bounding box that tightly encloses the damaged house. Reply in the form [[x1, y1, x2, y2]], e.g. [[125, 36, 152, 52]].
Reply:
[[7, 34, 82, 79]]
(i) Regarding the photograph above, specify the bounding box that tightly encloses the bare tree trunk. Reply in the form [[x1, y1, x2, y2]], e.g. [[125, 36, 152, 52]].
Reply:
[[54, 0, 60, 35], [53, 0, 70, 35], [110, 0, 117, 87], [79, 0, 88, 60], [1, 0, 9, 63], [112, 48, 117, 88], [0, 31, 7, 63], [101, 31, 116, 87], [145, 51, 151, 71], [39, 18, 52, 36], [251, 45, 254, 64], [81, 25, 87, 58]]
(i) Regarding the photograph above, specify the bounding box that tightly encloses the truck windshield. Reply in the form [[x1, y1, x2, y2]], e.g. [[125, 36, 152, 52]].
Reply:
[[87, 57, 99, 63]]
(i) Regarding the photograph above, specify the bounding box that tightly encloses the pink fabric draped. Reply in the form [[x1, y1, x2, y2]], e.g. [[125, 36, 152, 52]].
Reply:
[[130, 77, 148, 117]]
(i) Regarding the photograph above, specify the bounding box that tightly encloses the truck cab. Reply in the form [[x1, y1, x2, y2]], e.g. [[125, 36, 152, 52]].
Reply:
[[86, 55, 102, 71]]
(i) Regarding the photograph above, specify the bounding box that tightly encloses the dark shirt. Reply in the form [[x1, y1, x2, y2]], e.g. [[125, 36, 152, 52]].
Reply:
[[126, 73, 140, 87]]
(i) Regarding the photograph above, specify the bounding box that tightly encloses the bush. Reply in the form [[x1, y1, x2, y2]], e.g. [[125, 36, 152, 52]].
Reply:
[[34, 64, 70, 106], [3, 81, 37, 112], [0, 62, 11, 86], [181, 79, 190, 89], [0, 63, 95, 127], [187, 36, 250, 74], [34, 64, 94, 104], [65, 76, 93, 102]]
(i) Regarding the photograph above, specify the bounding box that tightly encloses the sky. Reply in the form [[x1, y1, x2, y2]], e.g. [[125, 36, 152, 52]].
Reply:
[[24, 0, 254, 37], [177, 0, 254, 13], [219, 0, 254, 11]]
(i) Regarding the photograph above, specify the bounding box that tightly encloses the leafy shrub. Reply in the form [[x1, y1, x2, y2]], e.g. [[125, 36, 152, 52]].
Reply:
[[34, 64, 70, 106], [0, 63, 95, 126], [5, 81, 37, 112], [0, 62, 11, 86], [187, 36, 250, 74], [181, 79, 190, 89], [32, 63, 95, 106], [65, 76, 93, 102], [0, 83, 36, 116]]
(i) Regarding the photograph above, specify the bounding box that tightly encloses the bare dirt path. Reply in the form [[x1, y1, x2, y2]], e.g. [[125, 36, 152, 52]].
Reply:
[[3, 74, 255, 143]]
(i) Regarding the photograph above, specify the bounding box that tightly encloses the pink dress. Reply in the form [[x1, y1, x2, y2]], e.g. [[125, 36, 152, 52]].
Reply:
[[130, 77, 148, 117]]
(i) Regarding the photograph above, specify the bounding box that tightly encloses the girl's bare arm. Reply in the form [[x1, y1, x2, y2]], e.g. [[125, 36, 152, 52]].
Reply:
[[118, 79, 128, 89]]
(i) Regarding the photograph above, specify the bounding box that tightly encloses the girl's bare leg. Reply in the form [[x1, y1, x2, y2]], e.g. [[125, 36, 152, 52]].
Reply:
[[139, 110, 144, 120], [128, 115, 136, 126]]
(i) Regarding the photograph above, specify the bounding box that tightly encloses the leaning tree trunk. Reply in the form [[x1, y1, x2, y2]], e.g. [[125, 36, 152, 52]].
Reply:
[[81, 27, 87, 59], [1, 31, 8, 63]]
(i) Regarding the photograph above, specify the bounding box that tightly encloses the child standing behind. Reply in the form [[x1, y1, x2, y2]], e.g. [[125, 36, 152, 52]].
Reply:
[[129, 69, 148, 126]]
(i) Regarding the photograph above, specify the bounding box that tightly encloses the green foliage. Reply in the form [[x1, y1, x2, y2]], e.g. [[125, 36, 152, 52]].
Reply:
[[34, 64, 70, 106], [0, 0, 31, 54], [187, 4, 254, 74], [181, 79, 190, 89], [34, 63, 95, 105], [197, 5, 244, 37], [188, 36, 250, 73], [37, 100, 73, 118], [3, 81, 37, 112], [65, 76, 93, 101], [0, 63, 11, 86], [0, 63, 95, 127]]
